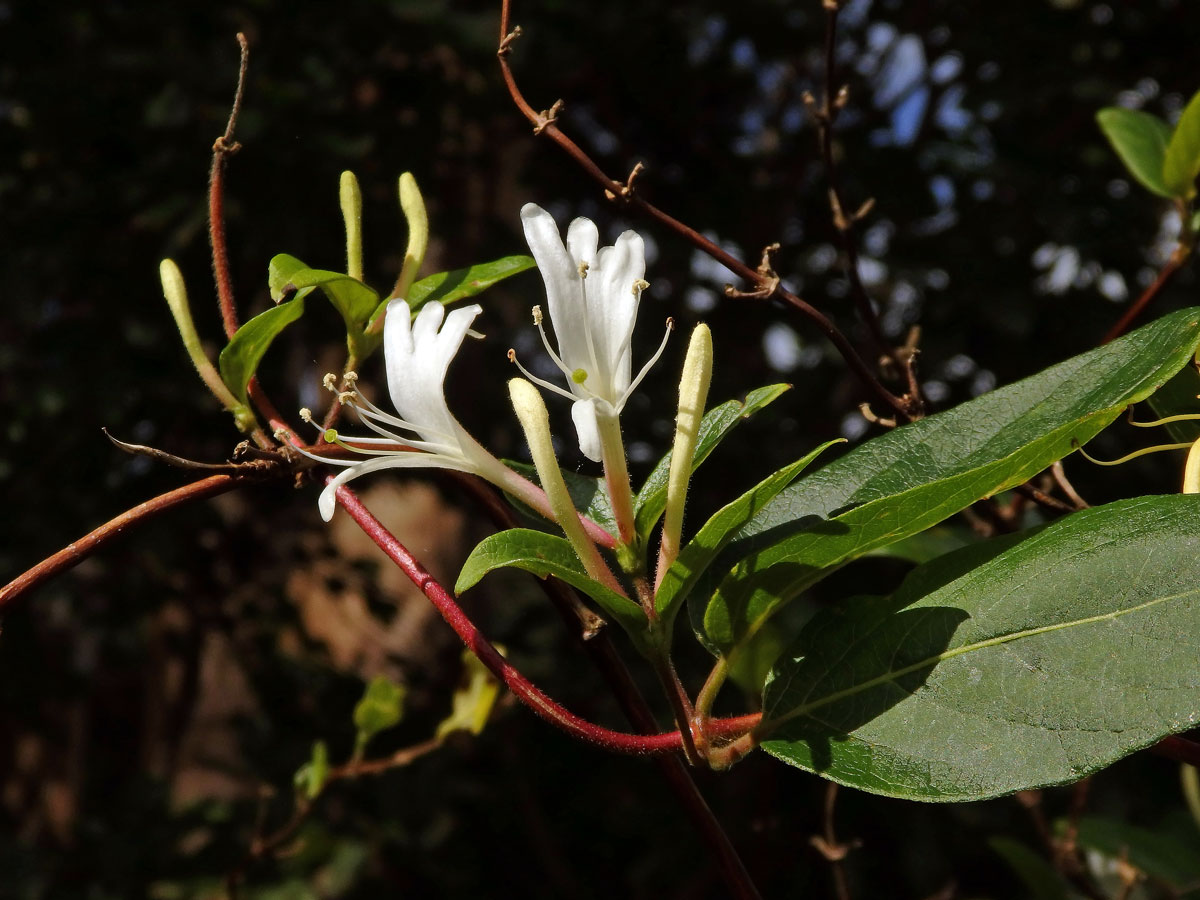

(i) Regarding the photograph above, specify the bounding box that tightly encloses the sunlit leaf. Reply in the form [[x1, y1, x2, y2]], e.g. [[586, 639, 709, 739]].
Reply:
[[1096, 107, 1174, 198], [218, 296, 307, 404], [1163, 88, 1200, 199]]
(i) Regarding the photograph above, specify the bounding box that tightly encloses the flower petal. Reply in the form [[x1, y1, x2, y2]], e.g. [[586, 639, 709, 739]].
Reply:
[[565, 216, 599, 268], [317, 452, 485, 521], [571, 398, 603, 462], [589, 230, 644, 398]]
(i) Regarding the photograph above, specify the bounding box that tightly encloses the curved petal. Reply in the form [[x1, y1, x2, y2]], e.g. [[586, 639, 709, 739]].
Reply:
[[317, 452, 483, 521], [565, 217, 599, 268], [589, 231, 644, 397], [571, 398, 603, 462], [521, 204, 591, 374]]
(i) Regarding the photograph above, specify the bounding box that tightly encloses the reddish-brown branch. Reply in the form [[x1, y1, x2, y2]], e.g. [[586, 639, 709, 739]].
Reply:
[[210, 33, 249, 340], [0, 474, 249, 613], [1101, 245, 1190, 344], [496, 2, 907, 420], [335, 482, 756, 755]]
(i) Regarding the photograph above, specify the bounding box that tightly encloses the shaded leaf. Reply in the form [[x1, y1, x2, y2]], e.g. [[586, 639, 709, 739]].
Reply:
[[353, 676, 406, 750], [654, 440, 842, 624], [635, 384, 791, 540], [1096, 107, 1174, 198], [989, 838, 1070, 900], [1073, 814, 1200, 889], [218, 296, 307, 404], [761, 494, 1200, 801], [704, 308, 1200, 656], [293, 740, 329, 801]]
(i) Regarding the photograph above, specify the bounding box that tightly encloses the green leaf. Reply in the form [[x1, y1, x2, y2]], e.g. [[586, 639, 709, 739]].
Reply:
[[352, 676, 406, 750], [1164, 88, 1200, 199], [760, 494, 1200, 801], [436, 648, 502, 740], [268, 253, 380, 358], [218, 296, 307, 404], [404, 255, 537, 312], [293, 740, 329, 801], [1096, 107, 1174, 198], [634, 384, 791, 540], [1072, 814, 1200, 889], [456, 528, 649, 651], [704, 307, 1200, 656], [989, 838, 1070, 900], [654, 441, 842, 624]]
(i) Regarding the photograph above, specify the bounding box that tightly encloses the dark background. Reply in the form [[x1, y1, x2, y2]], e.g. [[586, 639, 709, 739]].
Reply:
[[3, 1, 1199, 897]]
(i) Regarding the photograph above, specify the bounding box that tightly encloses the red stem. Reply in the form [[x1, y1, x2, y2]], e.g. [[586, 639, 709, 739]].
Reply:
[[210, 33, 249, 340], [334, 481, 756, 755], [0, 474, 246, 613]]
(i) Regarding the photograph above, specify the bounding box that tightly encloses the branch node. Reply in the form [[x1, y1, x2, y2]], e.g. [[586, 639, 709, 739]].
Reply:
[[498, 25, 522, 56], [533, 98, 564, 135], [212, 136, 242, 155], [604, 161, 646, 202], [858, 402, 897, 429]]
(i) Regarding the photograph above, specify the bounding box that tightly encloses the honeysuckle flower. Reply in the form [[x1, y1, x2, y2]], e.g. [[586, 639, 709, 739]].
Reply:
[[299, 299, 527, 522], [514, 203, 672, 462]]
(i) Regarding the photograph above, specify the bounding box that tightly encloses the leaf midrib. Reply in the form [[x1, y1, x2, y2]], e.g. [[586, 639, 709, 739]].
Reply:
[[766, 585, 1200, 729]]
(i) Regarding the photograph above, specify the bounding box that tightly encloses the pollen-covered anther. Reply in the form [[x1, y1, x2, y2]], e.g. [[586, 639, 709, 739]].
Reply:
[[666, 316, 676, 330], [577, 261, 589, 279], [532, 305, 543, 326], [322, 373, 338, 391], [343, 371, 359, 386], [299, 407, 314, 424], [632, 278, 650, 295], [337, 390, 357, 406], [507, 348, 518, 363]]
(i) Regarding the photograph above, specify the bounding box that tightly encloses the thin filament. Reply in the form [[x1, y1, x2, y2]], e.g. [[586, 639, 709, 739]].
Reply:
[[1076, 441, 1195, 467]]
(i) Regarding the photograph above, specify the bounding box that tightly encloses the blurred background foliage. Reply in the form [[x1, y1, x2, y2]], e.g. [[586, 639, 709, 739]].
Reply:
[[3, 0, 1200, 897]]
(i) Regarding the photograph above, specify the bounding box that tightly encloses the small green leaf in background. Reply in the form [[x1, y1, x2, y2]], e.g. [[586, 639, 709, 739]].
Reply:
[[1071, 814, 1200, 890], [1164, 88, 1200, 199], [218, 296, 307, 404], [989, 837, 1070, 900], [404, 255, 536, 311], [1097, 107, 1174, 198], [352, 676, 406, 754], [293, 740, 330, 801], [761, 494, 1200, 801], [635, 383, 791, 540], [436, 649, 502, 740]]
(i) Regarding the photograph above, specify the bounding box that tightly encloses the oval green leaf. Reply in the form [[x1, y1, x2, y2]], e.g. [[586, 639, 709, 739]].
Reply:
[[218, 296, 307, 404], [456, 528, 649, 652], [1164, 88, 1200, 199], [760, 494, 1200, 801], [402, 255, 536, 312], [1096, 107, 1174, 198], [704, 307, 1200, 656]]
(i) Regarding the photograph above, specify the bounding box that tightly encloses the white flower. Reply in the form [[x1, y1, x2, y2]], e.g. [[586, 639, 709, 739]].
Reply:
[[516, 203, 671, 461], [301, 299, 514, 521]]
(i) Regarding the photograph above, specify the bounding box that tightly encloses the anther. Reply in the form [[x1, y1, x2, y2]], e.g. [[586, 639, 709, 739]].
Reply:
[[343, 371, 358, 385], [632, 279, 650, 296], [337, 391, 357, 406], [322, 373, 338, 391], [578, 261, 589, 279], [507, 348, 518, 363], [299, 408, 314, 423], [532, 306, 543, 326]]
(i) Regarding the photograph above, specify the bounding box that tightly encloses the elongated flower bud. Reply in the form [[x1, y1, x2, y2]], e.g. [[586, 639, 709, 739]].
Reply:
[[656, 324, 713, 589]]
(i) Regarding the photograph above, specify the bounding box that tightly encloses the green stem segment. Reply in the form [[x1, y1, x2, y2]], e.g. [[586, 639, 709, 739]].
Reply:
[[509, 379, 626, 596]]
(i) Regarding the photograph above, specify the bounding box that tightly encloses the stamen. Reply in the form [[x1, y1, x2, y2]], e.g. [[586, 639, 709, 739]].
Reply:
[[508, 348, 581, 403], [343, 371, 358, 386], [578, 261, 589, 278], [1127, 412, 1200, 428], [299, 407, 314, 424], [1075, 440, 1195, 467], [531, 317, 578, 385], [337, 390, 357, 406], [617, 317, 674, 412], [632, 278, 649, 296], [322, 373, 338, 391]]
